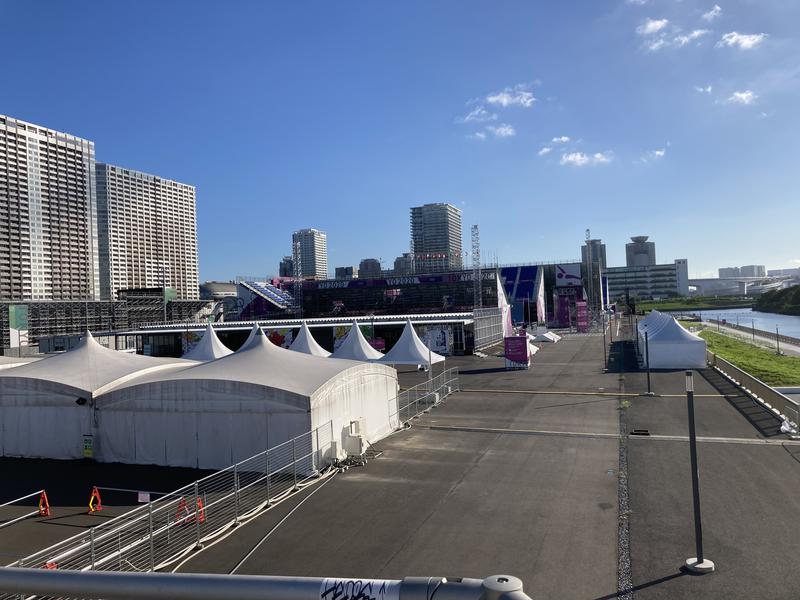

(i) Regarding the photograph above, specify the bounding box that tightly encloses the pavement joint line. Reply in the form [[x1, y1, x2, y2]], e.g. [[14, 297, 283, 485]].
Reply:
[[459, 388, 729, 398], [421, 424, 800, 446]]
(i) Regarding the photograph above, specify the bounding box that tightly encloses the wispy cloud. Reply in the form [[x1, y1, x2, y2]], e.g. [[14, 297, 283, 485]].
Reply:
[[694, 84, 713, 94], [486, 124, 516, 138], [468, 131, 487, 141], [716, 32, 767, 50], [485, 84, 536, 108], [674, 29, 710, 47], [637, 18, 669, 36], [727, 90, 758, 105], [538, 147, 552, 156], [457, 105, 497, 124], [626, 0, 648, 5], [551, 136, 570, 144], [701, 4, 722, 22], [560, 151, 613, 167], [639, 148, 666, 163]]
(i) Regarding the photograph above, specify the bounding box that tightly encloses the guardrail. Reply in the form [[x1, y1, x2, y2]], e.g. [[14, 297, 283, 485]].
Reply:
[[0, 569, 533, 600], [707, 351, 800, 425], [5, 422, 334, 580], [392, 367, 460, 426], [0, 490, 48, 531]]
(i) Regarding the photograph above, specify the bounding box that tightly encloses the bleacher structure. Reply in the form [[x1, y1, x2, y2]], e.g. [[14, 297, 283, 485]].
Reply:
[[238, 280, 295, 311]]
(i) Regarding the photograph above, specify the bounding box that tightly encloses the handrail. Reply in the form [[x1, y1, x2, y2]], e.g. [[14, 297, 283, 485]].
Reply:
[[0, 490, 46, 531]]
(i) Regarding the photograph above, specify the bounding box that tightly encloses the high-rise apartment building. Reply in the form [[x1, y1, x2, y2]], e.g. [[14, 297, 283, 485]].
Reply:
[[292, 228, 328, 280], [96, 163, 199, 300], [581, 239, 607, 270], [279, 256, 294, 278], [0, 115, 100, 300], [581, 238, 607, 310], [740, 265, 766, 278], [410, 203, 463, 274], [625, 236, 656, 267]]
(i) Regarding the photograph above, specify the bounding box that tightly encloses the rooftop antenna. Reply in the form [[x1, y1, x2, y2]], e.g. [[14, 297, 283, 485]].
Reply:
[[471, 224, 482, 310]]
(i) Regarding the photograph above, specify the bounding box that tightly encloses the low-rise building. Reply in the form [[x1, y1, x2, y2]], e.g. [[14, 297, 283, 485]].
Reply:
[[605, 259, 689, 301]]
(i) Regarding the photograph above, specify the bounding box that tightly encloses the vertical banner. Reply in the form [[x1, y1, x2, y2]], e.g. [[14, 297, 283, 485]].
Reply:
[[504, 336, 530, 369], [576, 301, 589, 332], [535, 267, 546, 324], [424, 325, 452, 355], [8, 304, 29, 351]]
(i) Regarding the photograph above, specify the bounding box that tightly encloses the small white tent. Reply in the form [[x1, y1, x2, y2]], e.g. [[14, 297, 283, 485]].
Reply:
[[332, 321, 383, 361], [290, 322, 331, 357], [530, 331, 561, 343], [95, 328, 399, 469], [182, 324, 233, 361], [638, 310, 706, 369], [0, 332, 190, 459], [380, 320, 446, 366]]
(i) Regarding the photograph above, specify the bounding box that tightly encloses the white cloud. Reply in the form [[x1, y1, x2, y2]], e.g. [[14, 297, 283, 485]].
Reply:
[[694, 84, 713, 94], [727, 90, 758, 104], [702, 4, 722, 22], [716, 32, 767, 50], [674, 29, 710, 46], [637, 18, 669, 36], [468, 132, 487, 141], [486, 84, 536, 108], [551, 136, 570, 143], [627, 0, 648, 4], [538, 147, 552, 156], [640, 148, 666, 163], [486, 124, 516, 138], [457, 105, 497, 124], [647, 38, 668, 51], [560, 151, 613, 167]]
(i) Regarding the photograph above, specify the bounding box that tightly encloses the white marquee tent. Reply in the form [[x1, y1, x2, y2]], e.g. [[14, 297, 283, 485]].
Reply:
[[332, 321, 383, 361], [0, 355, 41, 371], [181, 324, 233, 361], [380, 320, 445, 366], [95, 328, 399, 469], [290, 322, 331, 357], [0, 333, 190, 459], [637, 310, 707, 369]]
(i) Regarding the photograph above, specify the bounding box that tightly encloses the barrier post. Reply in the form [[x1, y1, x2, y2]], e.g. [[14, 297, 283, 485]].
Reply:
[[233, 463, 240, 524], [292, 437, 298, 491], [265, 450, 271, 506], [147, 502, 154, 571], [645, 331, 653, 396], [90, 527, 96, 570], [776, 326, 781, 355], [193, 482, 201, 550]]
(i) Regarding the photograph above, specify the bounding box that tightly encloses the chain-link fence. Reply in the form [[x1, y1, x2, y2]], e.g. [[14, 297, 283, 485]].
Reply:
[[391, 367, 460, 426], [7, 422, 334, 578]]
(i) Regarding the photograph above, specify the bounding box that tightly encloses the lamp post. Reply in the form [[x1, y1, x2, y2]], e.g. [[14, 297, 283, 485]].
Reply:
[[602, 312, 608, 372], [644, 331, 653, 396], [684, 370, 715, 574], [776, 326, 781, 356]]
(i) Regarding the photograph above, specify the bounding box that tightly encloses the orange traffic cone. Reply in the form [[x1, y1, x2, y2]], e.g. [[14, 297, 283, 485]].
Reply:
[[196, 498, 206, 524], [88, 486, 102, 513], [38, 490, 50, 517]]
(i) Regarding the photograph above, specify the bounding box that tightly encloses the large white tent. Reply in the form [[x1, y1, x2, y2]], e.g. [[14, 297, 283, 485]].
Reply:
[[290, 322, 331, 357], [332, 321, 383, 361], [95, 328, 399, 469], [380, 320, 445, 366], [181, 324, 233, 361], [0, 333, 190, 460], [0, 355, 41, 371], [637, 310, 707, 369]]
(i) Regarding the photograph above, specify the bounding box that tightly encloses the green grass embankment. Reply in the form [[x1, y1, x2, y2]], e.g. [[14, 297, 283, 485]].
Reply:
[[638, 296, 754, 313], [698, 329, 800, 386]]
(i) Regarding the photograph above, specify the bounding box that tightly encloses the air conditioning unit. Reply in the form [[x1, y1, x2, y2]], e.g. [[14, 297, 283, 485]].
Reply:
[[349, 418, 366, 436], [344, 419, 368, 456]]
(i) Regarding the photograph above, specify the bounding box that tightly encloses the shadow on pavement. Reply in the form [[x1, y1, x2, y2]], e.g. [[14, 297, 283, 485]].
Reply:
[[698, 368, 783, 437]]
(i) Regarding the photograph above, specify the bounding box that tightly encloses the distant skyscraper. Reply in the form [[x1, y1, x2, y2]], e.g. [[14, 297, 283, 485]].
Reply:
[[358, 258, 382, 279], [740, 265, 766, 278], [279, 256, 294, 278], [581, 238, 607, 310], [410, 203, 463, 273], [96, 163, 199, 300], [335, 266, 357, 280], [581, 239, 607, 270], [393, 253, 414, 276], [292, 228, 328, 280], [625, 236, 656, 267], [0, 114, 100, 300], [718, 267, 741, 278]]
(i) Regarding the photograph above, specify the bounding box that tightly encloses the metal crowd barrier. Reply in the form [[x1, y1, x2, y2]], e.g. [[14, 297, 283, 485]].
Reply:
[[707, 351, 800, 425], [391, 367, 460, 426], [5, 422, 334, 578], [0, 569, 533, 600]]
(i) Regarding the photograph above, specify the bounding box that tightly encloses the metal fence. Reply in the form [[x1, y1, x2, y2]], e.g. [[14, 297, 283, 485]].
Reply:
[[707, 351, 800, 425], [391, 367, 460, 426], [7, 422, 334, 578], [474, 307, 504, 350]]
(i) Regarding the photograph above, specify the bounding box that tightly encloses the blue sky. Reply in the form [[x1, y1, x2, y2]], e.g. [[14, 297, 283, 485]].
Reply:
[[2, 0, 798, 279]]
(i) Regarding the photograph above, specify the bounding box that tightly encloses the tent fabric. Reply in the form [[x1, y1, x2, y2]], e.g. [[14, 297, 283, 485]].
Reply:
[[0, 356, 41, 371], [638, 310, 706, 369], [332, 321, 383, 361], [0, 332, 190, 460], [94, 328, 399, 469], [290, 322, 331, 357], [182, 324, 233, 361], [380, 320, 445, 366], [530, 332, 561, 343]]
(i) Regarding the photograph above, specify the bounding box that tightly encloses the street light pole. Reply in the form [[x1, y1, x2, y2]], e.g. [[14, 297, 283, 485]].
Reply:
[[776, 326, 781, 356], [645, 331, 653, 396], [602, 312, 608, 372], [684, 370, 715, 574]]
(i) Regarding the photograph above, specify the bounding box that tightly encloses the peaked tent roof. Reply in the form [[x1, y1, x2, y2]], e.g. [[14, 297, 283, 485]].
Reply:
[[380, 320, 445, 365], [237, 323, 262, 352], [113, 327, 370, 399], [181, 323, 233, 361], [332, 321, 384, 361], [0, 331, 191, 397], [290, 322, 331, 357]]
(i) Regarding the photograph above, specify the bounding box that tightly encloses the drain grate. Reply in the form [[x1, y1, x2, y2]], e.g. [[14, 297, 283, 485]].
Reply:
[[630, 429, 651, 436]]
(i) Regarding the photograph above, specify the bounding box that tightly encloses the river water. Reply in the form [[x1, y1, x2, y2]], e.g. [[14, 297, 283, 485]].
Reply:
[[669, 308, 800, 339]]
